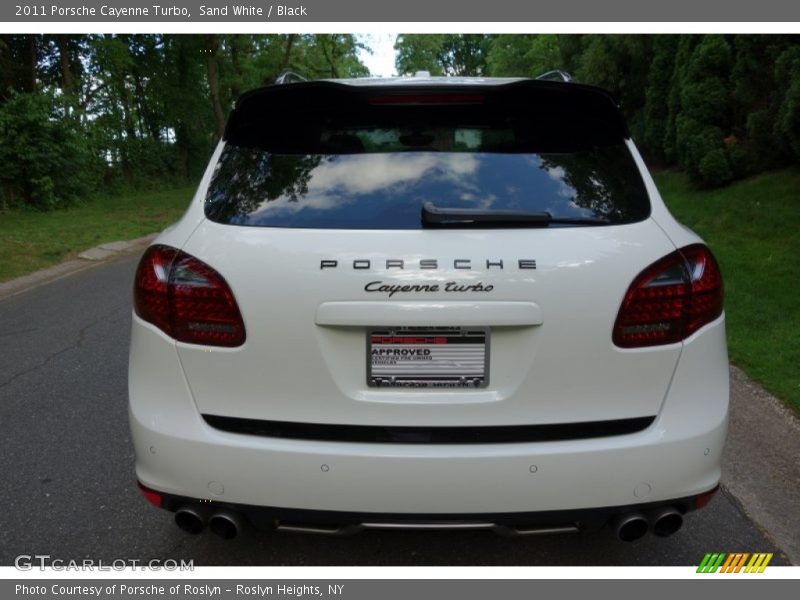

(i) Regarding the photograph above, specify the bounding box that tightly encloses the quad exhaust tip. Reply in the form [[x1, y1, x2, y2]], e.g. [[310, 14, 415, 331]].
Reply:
[[209, 511, 244, 540], [174, 507, 205, 535], [650, 507, 683, 537], [613, 513, 649, 542], [612, 507, 684, 541], [175, 506, 245, 539]]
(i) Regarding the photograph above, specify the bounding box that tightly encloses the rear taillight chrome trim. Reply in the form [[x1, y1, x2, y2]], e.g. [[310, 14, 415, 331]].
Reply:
[[134, 245, 246, 347], [613, 244, 723, 348]]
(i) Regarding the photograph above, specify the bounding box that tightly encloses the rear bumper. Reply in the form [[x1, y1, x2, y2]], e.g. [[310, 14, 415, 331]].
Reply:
[[144, 484, 716, 534], [129, 314, 729, 516], [130, 406, 725, 515]]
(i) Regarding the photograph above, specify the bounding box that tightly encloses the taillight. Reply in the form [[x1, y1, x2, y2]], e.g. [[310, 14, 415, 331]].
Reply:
[[613, 244, 723, 348], [133, 245, 246, 347]]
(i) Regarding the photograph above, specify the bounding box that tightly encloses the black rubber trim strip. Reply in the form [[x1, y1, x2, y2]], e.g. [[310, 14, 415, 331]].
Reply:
[[202, 415, 655, 444]]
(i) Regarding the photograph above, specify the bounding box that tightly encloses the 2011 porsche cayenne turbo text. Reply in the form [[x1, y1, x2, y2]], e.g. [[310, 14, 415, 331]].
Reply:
[[129, 73, 727, 542], [28, 5, 191, 18]]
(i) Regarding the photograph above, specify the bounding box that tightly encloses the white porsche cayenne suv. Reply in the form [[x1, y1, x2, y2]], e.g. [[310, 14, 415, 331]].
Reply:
[[129, 74, 728, 542]]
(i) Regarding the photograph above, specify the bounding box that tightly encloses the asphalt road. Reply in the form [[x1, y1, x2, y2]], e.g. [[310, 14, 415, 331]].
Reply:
[[0, 254, 790, 566]]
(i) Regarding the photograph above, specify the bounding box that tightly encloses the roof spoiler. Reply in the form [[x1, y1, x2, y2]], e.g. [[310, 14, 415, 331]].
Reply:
[[223, 78, 629, 146]]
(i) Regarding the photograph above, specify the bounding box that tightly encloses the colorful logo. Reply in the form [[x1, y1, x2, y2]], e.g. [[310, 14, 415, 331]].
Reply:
[[697, 553, 773, 573]]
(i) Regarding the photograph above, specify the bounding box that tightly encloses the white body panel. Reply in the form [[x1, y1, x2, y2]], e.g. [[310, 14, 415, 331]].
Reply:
[[129, 81, 729, 517], [175, 219, 681, 426]]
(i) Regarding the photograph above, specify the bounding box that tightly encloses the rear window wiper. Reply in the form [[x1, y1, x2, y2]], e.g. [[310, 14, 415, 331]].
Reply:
[[421, 202, 610, 228]]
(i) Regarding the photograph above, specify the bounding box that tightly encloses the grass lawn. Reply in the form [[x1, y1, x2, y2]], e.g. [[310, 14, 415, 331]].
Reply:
[[0, 186, 195, 282], [654, 169, 800, 413]]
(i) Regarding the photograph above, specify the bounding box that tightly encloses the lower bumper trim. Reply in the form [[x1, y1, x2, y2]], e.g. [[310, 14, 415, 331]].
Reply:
[[202, 415, 656, 444], [274, 521, 580, 536], [147, 484, 710, 535]]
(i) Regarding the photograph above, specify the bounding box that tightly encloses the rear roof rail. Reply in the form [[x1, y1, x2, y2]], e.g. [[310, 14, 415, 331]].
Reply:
[[535, 70, 573, 83], [275, 70, 307, 85]]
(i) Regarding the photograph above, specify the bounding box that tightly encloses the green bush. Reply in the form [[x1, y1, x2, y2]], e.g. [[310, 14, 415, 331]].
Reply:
[[774, 46, 800, 160], [698, 148, 733, 187], [675, 120, 733, 187], [641, 36, 678, 164], [670, 36, 738, 187], [0, 92, 102, 210]]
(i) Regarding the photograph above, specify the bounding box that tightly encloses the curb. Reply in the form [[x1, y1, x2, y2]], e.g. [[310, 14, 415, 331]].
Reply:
[[721, 365, 800, 564], [0, 233, 157, 300]]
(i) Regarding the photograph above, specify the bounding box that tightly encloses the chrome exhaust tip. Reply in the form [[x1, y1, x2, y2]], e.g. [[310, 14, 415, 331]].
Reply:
[[612, 513, 649, 542], [209, 511, 244, 540], [174, 507, 206, 535], [650, 507, 683, 537]]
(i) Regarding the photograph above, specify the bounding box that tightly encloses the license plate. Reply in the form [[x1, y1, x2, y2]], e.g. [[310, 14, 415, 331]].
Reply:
[[367, 327, 489, 388]]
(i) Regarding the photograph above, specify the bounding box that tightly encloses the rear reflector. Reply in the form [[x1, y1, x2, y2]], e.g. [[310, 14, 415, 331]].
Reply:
[[137, 482, 163, 508], [694, 485, 720, 510], [613, 244, 723, 348], [134, 245, 246, 347]]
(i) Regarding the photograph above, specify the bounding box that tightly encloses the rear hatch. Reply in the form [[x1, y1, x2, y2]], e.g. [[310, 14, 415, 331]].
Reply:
[[177, 80, 680, 429]]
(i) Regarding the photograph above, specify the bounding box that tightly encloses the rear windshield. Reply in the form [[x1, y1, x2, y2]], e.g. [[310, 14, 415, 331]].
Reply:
[[205, 121, 650, 230]]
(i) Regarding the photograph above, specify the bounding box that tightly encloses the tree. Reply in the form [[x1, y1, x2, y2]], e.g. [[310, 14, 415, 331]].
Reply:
[[774, 44, 800, 160], [204, 34, 226, 140], [486, 35, 562, 77], [674, 35, 734, 186], [0, 34, 372, 209], [3, 33, 800, 210], [0, 35, 41, 97], [571, 36, 653, 141], [641, 35, 679, 164], [0, 91, 100, 209], [395, 34, 491, 76]]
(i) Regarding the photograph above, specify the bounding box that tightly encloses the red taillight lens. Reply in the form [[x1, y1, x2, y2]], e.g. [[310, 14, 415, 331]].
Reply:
[[133, 245, 178, 335], [613, 244, 723, 348], [682, 245, 724, 337], [134, 245, 246, 347], [137, 482, 163, 508]]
